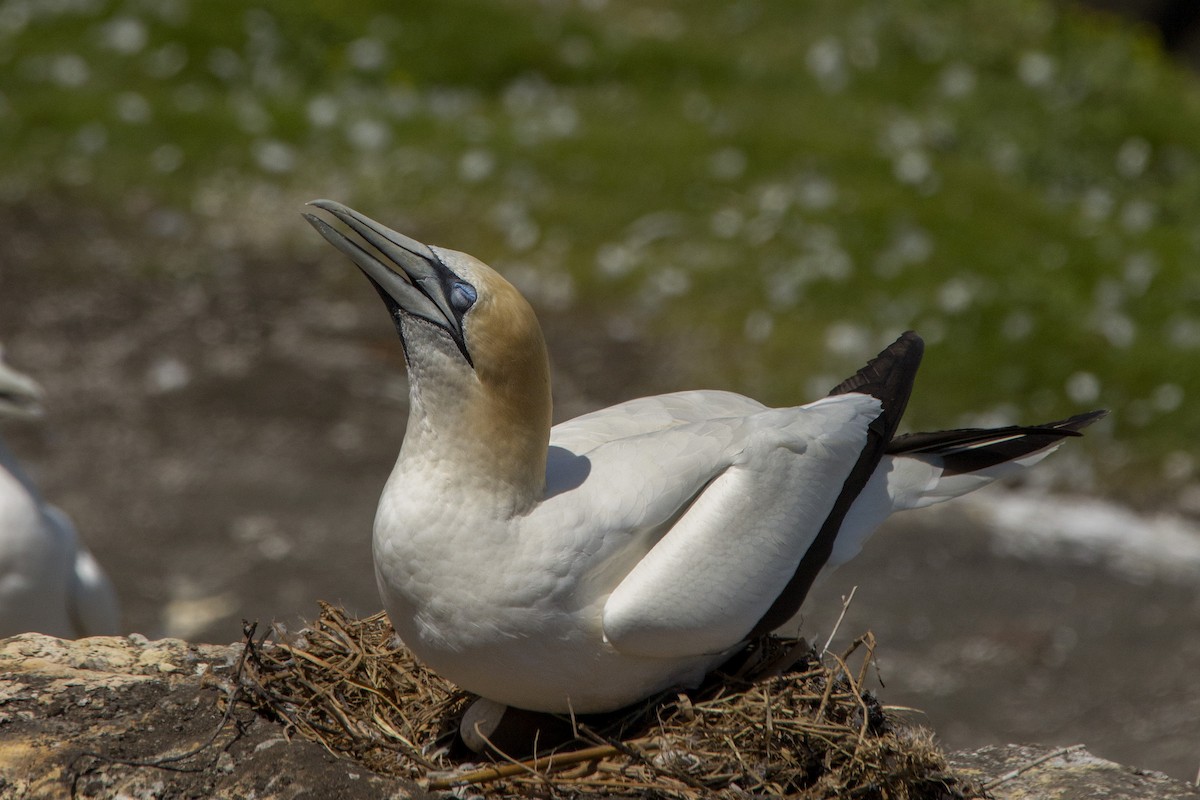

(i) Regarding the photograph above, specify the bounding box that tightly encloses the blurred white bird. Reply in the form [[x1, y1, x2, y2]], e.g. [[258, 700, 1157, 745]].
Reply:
[[0, 348, 120, 639], [306, 200, 1104, 716]]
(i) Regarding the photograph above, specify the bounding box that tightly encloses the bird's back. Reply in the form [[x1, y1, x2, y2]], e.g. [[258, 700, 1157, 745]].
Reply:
[[549, 389, 767, 453]]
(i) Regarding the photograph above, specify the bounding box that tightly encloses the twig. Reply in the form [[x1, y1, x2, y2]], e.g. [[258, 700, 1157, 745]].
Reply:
[[577, 724, 713, 792], [473, 723, 557, 789], [851, 632, 877, 689], [981, 744, 1087, 791], [426, 741, 633, 789], [814, 662, 838, 720], [822, 585, 858, 656], [828, 651, 870, 757], [370, 713, 436, 770]]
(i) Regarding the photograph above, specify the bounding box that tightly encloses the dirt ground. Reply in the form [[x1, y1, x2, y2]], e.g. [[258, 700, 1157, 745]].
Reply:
[[1, 201, 1197, 782]]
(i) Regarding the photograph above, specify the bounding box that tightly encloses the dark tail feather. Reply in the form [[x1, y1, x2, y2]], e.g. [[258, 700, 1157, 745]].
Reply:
[[748, 331, 924, 638], [887, 409, 1107, 476], [827, 330, 925, 444]]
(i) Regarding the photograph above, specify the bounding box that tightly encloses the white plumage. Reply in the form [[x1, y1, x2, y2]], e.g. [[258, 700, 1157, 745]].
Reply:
[[0, 348, 120, 639], [305, 200, 1103, 715]]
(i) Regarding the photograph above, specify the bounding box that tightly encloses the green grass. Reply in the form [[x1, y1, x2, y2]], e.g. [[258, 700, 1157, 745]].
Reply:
[[4, 0, 1200, 500]]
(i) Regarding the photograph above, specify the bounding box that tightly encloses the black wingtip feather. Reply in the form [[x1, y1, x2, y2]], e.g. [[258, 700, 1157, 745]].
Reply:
[[887, 409, 1108, 476]]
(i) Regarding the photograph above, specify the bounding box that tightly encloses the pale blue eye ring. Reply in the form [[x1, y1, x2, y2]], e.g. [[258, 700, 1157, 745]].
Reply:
[[450, 281, 477, 313]]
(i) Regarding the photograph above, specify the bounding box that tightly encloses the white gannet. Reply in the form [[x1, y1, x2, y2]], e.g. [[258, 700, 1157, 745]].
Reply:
[[304, 200, 1105, 715], [0, 348, 120, 639]]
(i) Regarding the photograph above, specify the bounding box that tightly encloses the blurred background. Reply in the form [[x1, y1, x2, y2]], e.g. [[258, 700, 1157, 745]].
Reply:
[[1, 0, 1198, 782]]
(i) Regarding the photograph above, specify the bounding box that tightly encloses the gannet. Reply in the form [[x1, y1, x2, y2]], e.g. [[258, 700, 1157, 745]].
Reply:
[[0, 348, 120, 639], [305, 200, 1105, 715]]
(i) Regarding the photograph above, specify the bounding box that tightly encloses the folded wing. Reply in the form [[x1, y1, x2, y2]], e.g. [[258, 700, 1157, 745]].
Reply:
[[600, 393, 883, 657]]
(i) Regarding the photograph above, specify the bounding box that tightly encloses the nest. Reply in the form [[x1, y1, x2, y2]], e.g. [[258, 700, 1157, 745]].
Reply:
[[232, 602, 979, 799]]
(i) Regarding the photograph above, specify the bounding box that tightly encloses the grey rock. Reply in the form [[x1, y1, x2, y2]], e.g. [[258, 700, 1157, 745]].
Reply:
[[0, 634, 424, 800], [2, 633, 1197, 799], [949, 743, 1200, 800]]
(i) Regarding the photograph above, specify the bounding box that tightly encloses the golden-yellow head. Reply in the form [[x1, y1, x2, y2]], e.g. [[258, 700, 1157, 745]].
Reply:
[[304, 200, 552, 503]]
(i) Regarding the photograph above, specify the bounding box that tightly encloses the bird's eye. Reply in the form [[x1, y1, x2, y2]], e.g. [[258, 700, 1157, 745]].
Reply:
[[449, 281, 477, 313]]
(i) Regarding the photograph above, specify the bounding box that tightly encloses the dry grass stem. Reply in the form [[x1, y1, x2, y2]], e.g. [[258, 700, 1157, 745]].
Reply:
[[980, 743, 1087, 791], [822, 585, 858, 656]]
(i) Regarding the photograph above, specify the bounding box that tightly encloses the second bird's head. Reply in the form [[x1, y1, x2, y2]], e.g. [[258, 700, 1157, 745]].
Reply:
[[0, 347, 45, 421], [304, 200, 551, 412]]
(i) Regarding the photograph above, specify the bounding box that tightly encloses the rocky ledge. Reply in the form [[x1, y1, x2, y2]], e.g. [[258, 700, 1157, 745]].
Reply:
[[0, 633, 1195, 800]]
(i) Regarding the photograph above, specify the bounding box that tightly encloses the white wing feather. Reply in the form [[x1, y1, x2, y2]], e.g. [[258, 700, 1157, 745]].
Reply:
[[600, 394, 881, 657], [550, 390, 768, 454]]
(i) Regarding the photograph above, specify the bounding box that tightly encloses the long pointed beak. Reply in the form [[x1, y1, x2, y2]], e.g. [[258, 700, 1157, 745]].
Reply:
[[303, 200, 471, 361], [0, 354, 45, 419]]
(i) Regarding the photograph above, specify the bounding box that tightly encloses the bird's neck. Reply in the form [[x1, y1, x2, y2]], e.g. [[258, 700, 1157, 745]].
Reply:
[[0, 435, 44, 505], [399, 340, 552, 517]]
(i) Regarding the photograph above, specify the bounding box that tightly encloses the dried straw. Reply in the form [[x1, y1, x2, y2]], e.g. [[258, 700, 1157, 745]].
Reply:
[[232, 602, 979, 799]]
